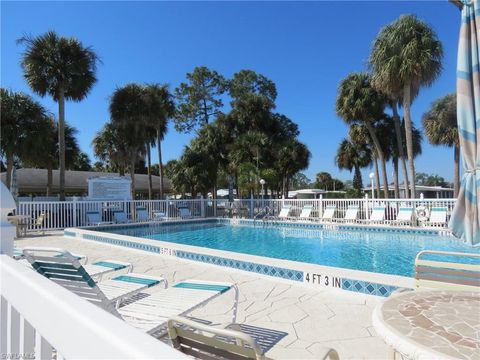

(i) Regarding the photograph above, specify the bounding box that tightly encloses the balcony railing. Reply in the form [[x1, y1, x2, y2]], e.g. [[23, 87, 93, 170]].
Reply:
[[0, 255, 186, 359]]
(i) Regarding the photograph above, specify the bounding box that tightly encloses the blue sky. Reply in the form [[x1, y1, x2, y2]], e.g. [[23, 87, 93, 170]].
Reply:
[[1, 1, 460, 184]]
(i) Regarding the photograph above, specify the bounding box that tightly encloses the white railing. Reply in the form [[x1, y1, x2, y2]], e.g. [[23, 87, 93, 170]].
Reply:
[[0, 255, 186, 360], [15, 197, 457, 231]]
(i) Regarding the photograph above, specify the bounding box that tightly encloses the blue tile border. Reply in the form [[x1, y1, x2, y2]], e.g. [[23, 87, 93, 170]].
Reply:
[[176, 250, 304, 282], [341, 278, 398, 297]]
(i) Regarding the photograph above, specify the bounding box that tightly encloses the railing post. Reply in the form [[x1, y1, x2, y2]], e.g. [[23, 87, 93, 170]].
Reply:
[[250, 194, 254, 219], [201, 196, 206, 218], [72, 198, 77, 227]]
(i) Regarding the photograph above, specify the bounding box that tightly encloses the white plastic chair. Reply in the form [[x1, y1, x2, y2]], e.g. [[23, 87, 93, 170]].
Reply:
[[321, 205, 336, 222]]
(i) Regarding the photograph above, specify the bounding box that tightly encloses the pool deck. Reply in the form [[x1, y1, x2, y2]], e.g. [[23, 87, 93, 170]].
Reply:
[[16, 233, 389, 359]]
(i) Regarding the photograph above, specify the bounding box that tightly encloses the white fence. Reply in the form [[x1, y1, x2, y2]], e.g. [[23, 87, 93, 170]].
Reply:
[[0, 255, 186, 359], [15, 197, 457, 231]]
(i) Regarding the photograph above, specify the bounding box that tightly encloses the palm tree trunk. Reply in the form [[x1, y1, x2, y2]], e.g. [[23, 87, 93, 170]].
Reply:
[[146, 143, 152, 200], [6, 154, 13, 190], [392, 102, 410, 198], [58, 89, 66, 201], [47, 165, 53, 196], [403, 83, 416, 198], [157, 129, 164, 199], [374, 155, 381, 199], [392, 157, 400, 199], [454, 143, 460, 197], [365, 122, 389, 199]]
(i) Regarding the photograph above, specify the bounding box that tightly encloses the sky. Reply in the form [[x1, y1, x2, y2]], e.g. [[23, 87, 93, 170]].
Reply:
[[1, 1, 460, 185]]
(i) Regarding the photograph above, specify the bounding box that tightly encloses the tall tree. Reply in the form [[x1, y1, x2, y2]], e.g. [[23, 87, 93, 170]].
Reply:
[[174, 66, 227, 133], [24, 119, 81, 196], [229, 70, 277, 106], [92, 122, 131, 175], [109, 84, 149, 197], [422, 93, 459, 196], [18, 31, 99, 200], [368, 15, 443, 197], [144, 84, 175, 199], [0, 89, 47, 189], [336, 72, 390, 198], [335, 138, 372, 196]]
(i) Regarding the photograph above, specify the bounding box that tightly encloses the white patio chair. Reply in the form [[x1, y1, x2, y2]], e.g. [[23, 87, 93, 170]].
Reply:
[[360, 206, 385, 224], [167, 315, 265, 360], [178, 206, 194, 219], [321, 205, 336, 222], [267, 204, 292, 221], [298, 204, 314, 221], [424, 207, 448, 228], [136, 206, 150, 222], [113, 209, 131, 223], [392, 207, 414, 226], [336, 205, 359, 223], [86, 211, 113, 226], [23, 247, 166, 309]]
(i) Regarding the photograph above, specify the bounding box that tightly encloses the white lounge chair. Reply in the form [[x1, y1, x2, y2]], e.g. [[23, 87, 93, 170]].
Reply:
[[23, 247, 166, 309], [168, 315, 339, 360], [113, 209, 130, 223], [321, 205, 336, 222], [167, 316, 265, 360], [393, 207, 414, 226], [118, 279, 239, 337], [336, 205, 359, 223], [136, 206, 150, 222], [83, 259, 133, 281], [178, 206, 193, 219], [268, 204, 292, 221], [361, 206, 385, 224], [86, 211, 113, 226], [298, 204, 314, 221], [424, 207, 448, 227]]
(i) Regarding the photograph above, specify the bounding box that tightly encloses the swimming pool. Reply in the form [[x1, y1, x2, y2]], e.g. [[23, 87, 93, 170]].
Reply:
[[94, 221, 479, 277]]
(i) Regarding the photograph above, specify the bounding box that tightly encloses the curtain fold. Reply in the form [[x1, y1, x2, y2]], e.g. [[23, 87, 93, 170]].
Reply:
[[449, 0, 480, 246]]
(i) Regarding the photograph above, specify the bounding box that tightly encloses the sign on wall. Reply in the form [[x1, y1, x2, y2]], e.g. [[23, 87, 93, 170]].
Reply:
[[87, 176, 132, 200]]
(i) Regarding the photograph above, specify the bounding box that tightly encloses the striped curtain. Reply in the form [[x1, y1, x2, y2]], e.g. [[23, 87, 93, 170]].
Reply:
[[449, 0, 480, 246]]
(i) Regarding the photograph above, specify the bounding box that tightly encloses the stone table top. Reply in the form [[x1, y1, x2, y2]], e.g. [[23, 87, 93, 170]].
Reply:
[[373, 290, 480, 360]]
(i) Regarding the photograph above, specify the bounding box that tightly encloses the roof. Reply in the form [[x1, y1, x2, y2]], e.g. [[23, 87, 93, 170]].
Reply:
[[0, 168, 172, 194]]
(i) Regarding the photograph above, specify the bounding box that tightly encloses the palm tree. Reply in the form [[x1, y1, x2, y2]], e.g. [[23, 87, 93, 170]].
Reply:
[[422, 93, 459, 196], [336, 72, 390, 198], [0, 89, 47, 189], [92, 122, 131, 175], [144, 84, 175, 199], [18, 31, 99, 200], [335, 138, 371, 196], [24, 118, 81, 196], [368, 14, 443, 197], [109, 84, 149, 197]]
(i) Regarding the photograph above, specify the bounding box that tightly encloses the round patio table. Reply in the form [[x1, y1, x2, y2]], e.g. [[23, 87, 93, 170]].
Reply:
[[372, 290, 480, 360]]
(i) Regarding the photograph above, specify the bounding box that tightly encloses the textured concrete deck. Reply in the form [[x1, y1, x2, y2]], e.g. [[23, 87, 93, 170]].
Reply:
[[16, 234, 388, 359]]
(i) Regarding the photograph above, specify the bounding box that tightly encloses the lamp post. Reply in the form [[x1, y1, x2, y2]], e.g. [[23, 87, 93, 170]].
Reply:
[[369, 172, 375, 199], [260, 179, 266, 208]]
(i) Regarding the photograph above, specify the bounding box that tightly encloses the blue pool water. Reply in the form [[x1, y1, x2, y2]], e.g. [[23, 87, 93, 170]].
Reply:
[[98, 222, 480, 277]]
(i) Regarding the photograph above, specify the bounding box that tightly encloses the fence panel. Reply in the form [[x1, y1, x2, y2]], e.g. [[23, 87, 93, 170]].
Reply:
[[15, 197, 457, 231]]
